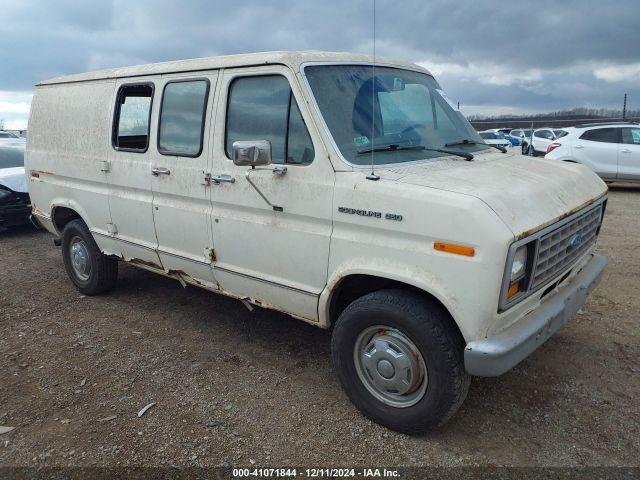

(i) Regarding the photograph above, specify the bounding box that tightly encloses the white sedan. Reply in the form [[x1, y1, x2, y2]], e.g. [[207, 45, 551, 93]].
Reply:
[[478, 131, 512, 149]]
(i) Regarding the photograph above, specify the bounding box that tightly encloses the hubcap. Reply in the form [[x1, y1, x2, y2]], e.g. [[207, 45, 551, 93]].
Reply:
[[354, 326, 428, 408], [69, 236, 91, 281]]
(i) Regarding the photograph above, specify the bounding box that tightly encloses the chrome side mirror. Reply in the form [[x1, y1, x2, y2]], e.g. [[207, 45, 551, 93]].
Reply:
[[232, 140, 272, 167]]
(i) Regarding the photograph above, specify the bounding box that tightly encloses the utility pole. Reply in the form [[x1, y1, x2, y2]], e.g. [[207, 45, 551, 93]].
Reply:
[[622, 93, 627, 121]]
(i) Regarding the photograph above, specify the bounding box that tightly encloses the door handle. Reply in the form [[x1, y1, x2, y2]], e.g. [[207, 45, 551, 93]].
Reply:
[[621, 148, 632, 153], [574, 145, 584, 149], [151, 167, 171, 176], [211, 174, 236, 185], [272, 166, 288, 176]]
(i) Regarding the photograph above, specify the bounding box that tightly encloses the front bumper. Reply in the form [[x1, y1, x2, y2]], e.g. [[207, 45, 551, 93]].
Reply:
[[464, 253, 607, 376], [0, 203, 32, 228]]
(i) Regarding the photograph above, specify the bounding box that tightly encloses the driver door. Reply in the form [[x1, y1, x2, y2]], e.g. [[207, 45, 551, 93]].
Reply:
[[208, 66, 334, 321]]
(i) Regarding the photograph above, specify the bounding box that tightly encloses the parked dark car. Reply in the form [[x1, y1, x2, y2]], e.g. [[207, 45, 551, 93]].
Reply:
[[0, 133, 31, 229]]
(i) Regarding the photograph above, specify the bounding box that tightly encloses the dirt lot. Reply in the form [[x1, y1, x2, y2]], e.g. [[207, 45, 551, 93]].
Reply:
[[0, 186, 638, 468]]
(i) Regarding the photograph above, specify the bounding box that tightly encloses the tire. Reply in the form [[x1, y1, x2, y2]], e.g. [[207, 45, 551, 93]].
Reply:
[[61, 219, 118, 295], [331, 289, 470, 434]]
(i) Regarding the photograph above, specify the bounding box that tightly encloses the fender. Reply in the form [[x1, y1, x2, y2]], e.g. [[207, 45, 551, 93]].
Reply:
[[49, 198, 93, 235], [318, 257, 467, 339]]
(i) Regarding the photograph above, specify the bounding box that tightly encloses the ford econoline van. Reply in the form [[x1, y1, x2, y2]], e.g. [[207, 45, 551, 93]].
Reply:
[[26, 51, 607, 433]]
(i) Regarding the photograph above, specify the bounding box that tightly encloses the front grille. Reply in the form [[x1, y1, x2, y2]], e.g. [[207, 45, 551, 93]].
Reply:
[[531, 204, 603, 289]]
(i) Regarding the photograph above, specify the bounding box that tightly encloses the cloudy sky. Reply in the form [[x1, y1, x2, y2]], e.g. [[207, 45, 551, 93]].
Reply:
[[1, 0, 639, 129]]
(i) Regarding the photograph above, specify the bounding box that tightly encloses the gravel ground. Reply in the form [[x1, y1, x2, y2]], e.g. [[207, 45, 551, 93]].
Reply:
[[0, 186, 638, 468]]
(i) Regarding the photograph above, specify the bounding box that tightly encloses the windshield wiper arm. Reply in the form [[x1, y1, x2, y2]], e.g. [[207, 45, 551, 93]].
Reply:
[[357, 144, 473, 161], [445, 138, 507, 153]]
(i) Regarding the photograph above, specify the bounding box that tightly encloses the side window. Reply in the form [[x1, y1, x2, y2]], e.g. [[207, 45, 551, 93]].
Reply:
[[113, 84, 153, 152], [287, 98, 315, 164], [535, 130, 552, 139], [225, 75, 314, 165], [158, 80, 209, 157], [580, 128, 619, 143], [621, 127, 640, 145]]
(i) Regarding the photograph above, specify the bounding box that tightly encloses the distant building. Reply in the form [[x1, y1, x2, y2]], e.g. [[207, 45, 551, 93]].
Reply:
[[1, 129, 27, 138]]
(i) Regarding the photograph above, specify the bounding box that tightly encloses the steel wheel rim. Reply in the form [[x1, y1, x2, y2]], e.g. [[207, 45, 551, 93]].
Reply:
[[354, 325, 428, 408], [69, 236, 91, 281]]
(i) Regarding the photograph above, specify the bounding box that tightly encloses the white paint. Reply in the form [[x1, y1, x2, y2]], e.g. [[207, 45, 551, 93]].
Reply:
[[26, 51, 607, 349], [0, 166, 27, 192]]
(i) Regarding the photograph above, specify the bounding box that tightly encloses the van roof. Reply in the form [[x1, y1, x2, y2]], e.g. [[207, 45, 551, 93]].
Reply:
[[37, 51, 430, 86]]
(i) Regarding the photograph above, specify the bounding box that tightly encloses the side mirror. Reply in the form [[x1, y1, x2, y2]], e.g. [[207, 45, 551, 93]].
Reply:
[[232, 140, 272, 167]]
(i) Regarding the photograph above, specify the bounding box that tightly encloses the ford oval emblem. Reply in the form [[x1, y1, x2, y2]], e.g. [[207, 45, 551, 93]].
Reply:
[[569, 234, 583, 249]]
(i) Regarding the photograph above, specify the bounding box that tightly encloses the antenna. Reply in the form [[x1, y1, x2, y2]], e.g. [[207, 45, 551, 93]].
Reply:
[[366, 0, 380, 181]]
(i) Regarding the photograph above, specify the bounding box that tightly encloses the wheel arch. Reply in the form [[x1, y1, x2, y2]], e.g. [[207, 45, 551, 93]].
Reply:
[[319, 267, 467, 341], [50, 200, 90, 236]]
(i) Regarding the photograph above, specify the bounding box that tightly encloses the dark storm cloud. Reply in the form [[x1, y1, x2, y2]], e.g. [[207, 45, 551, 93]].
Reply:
[[1, 0, 639, 116]]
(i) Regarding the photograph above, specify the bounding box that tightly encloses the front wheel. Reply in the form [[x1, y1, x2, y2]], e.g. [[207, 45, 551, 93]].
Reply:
[[61, 219, 118, 295], [331, 289, 470, 434]]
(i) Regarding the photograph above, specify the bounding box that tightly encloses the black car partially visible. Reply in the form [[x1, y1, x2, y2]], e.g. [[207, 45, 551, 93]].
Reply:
[[0, 134, 31, 229]]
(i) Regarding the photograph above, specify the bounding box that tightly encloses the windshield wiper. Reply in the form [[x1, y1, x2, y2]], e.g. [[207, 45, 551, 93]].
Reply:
[[445, 138, 507, 153], [357, 144, 473, 161]]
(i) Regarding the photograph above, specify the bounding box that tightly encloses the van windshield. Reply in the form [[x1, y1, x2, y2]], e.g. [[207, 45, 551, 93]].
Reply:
[[304, 65, 488, 165]]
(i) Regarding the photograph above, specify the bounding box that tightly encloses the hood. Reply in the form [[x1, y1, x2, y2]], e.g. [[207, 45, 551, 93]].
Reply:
[[381, 150, 607, 238], [0, 167, 28, 193]]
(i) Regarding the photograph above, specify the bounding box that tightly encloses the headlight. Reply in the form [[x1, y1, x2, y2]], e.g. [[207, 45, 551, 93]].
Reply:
[[510, 245, 527, 281]]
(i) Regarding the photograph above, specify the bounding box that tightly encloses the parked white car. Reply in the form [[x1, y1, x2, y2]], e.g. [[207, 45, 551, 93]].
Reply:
[[519, 128, 559, 155], [26, 51, 608, 433], [478, 130, 512, 149], [545, 123, 640, 182], [507, 128, 532, 146], [0, 132, 30, 228]]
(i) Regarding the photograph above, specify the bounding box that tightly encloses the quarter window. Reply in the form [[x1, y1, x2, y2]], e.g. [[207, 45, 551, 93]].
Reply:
[[158, 80, 209, 157], [534, 130, 553, 139], [113, 84, 153, 152], [621, 127, 640, 145], [225, 75, 314, 165], [579, 128, 619, 143]]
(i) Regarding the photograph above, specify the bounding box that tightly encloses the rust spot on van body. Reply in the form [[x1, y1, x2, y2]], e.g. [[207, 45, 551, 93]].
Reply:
[[515, 193, 606, 240], [129, 258, 163, 271]]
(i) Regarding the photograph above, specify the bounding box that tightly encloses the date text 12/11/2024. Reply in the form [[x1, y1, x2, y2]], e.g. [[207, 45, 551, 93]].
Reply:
[[232, 467, 400, 478]]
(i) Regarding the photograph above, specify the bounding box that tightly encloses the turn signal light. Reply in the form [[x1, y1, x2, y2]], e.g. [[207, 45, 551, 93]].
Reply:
[[434, 242, 475, 257], [507, 281, 521, 298]]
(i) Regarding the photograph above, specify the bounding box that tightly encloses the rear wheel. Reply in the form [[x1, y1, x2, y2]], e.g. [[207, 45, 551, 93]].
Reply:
[[61, 219, 118, 295], [331, 289, 470, 434]]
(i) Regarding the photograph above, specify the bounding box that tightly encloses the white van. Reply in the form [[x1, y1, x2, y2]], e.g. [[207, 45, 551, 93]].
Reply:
[[26, 51, 608, 433]]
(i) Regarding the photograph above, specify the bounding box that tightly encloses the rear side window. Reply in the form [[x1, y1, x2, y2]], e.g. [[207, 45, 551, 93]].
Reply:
[[113, 84, 153, 152], [580, 128, 619, 143], [225, 75, 314, 165], [158, 80, 209, 157], [621, 127, 640, 145], [534, 130, 553, 139]]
